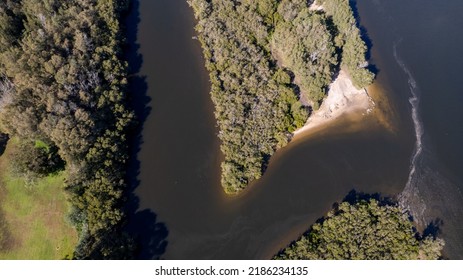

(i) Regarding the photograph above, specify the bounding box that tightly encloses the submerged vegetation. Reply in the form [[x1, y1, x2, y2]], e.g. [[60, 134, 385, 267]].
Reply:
[[0, 0, 133, 258], [189, 0, 374, 193], [274, 198, 444, 260]]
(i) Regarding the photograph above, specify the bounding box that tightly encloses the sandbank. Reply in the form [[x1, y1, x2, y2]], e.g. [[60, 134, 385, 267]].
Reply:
[[293, 70, 375, 136]]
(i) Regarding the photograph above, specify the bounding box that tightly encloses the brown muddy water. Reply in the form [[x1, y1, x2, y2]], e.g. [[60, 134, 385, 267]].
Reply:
[[127, 0, 463, 259]]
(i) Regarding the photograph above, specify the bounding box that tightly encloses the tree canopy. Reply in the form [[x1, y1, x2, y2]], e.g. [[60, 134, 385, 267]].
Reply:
[[0, 0, 134, 259], [189, 0, 374, 193], [274, 199, 444, 260]]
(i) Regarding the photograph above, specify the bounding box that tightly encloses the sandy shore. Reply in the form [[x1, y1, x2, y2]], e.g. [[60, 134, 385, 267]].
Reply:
[[293, 70, 375, 136]]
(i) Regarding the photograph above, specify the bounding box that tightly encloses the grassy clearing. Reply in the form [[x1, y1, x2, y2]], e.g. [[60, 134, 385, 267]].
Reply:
[[0, 140, 77, 259]]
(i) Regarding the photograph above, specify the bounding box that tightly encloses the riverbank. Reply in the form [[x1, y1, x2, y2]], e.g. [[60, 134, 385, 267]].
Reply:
[[293, 70, 375, 136]]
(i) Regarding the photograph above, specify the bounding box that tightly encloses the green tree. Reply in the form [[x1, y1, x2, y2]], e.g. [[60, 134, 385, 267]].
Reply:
[[10, 140, 64, 176], [274, 199, 444, 260], [322, 0, 375, 88], [0, 0, 135, 259], [189, 0, 373, 193]]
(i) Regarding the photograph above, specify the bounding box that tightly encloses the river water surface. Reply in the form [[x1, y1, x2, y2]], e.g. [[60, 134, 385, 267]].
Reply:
[[129, 0, 463, 259]]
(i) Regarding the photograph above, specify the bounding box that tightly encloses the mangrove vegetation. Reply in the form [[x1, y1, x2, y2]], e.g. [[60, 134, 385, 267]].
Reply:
[[189, 0, 374, 193], [274, 198, 444, 260]]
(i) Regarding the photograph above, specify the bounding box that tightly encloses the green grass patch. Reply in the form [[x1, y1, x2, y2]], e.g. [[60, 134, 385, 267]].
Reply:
[[0, 140, 77, 259], [34, 140, 50, 152]]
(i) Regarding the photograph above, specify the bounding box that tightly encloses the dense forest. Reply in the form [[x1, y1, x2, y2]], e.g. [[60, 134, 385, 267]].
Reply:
[[0, 0, 133, 259], [189, 0, 374, 193], [274, 199, 444, 260]]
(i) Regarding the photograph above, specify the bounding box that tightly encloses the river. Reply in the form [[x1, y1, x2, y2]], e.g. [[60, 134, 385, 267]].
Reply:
[[127, 0, 463, 259]]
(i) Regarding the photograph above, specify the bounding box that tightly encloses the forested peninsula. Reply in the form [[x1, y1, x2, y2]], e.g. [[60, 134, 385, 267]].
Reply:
[[189, 0, 374, 194], [0, 0, 133, 259]]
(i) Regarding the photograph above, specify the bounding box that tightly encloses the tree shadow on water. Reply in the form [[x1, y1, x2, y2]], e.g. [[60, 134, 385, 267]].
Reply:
[[127, 208, 168, 259], [123, 0, 169, 259], [423, 219, 443, 239], [341, 189, 394, 206]]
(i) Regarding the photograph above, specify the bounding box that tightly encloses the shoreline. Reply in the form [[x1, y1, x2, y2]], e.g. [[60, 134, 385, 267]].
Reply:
[[293, 70, 375, 136]]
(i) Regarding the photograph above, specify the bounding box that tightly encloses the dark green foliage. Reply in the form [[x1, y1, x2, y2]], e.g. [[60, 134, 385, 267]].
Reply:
[[0, 0, 23, 53], [274, 199, 444, 260], [189, 0, 373, 193], [0, 0, 134, 259], [322, 0, 374, 88], [189, 0, 308, 193], [10, 140, 64, 176], [73, 229, 135, 260], [272, 3, 337, 106]]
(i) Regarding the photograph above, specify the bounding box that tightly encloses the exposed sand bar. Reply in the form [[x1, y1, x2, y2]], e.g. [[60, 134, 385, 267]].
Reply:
[[293, 70, 375, 136]]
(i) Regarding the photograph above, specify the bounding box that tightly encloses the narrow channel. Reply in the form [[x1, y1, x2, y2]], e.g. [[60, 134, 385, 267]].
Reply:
[[128, 0, 463, 259]]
